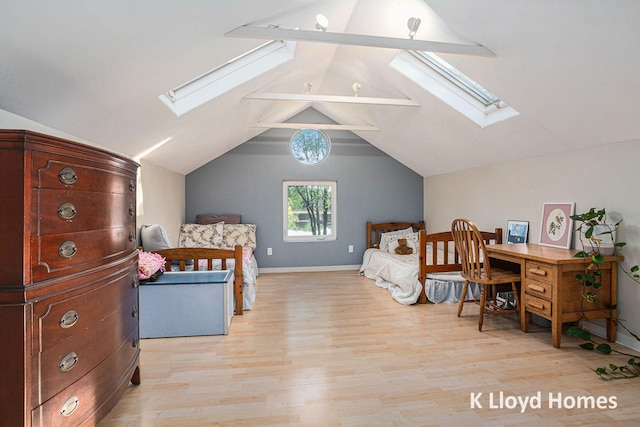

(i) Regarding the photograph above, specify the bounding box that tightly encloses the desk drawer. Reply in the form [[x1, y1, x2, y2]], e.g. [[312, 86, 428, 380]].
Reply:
[[523, 294, 552, 317], [525, 261, 553, 284], [523, 279, 553, 301]]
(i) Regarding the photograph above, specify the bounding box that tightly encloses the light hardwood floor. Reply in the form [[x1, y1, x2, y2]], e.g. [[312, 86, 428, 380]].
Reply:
[[99, 271, 640, 426]]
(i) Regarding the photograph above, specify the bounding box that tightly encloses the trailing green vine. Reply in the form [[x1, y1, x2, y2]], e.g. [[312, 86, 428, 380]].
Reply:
[[569, 207, 640, 380], [566, 326, 640, 380]]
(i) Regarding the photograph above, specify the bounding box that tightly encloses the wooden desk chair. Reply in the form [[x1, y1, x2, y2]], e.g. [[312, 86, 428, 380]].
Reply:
[[451, 218, 521, 331]]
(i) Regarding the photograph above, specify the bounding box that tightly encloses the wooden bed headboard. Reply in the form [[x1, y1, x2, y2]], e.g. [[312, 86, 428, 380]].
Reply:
[[366, 221, 425, 249]]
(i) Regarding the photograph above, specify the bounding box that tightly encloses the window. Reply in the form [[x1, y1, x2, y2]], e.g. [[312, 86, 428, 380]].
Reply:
[[290, 129, 331, 165], [283, 181, 336, 242], [159, 40, 296, 116], [389, 50, 519, 128], [411, 51, 500, 107]]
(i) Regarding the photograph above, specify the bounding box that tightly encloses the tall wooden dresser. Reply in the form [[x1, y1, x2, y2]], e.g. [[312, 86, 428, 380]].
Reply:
[[0, 130, 141, 426]]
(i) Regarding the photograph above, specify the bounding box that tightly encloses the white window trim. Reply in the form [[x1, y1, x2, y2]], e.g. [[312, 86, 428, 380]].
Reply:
[[283, 180, 337, 242], [159, 40, 296, 116], [389, 50, 519, 128]]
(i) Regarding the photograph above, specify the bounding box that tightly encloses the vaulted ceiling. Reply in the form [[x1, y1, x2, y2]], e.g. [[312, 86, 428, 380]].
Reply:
[[2, 0, 639, 177]]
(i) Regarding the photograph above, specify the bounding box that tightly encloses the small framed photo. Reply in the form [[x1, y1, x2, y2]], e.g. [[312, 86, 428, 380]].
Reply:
[[539, 202, 575, 249], [507, 220, 529, 244]]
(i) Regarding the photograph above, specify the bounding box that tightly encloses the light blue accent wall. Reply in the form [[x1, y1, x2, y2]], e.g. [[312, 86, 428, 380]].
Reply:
[[185, 111, 423, 269]]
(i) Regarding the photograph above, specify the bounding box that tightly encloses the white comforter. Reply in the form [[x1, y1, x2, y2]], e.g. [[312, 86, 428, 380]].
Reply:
[[359, 246, 480, 305], [360, 249, 421, 305]]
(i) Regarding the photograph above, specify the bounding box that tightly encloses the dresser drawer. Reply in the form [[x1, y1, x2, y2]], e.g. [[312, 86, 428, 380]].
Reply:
[[31, 330, 139, 427], [523, 294, 552, 317], [32, 151, 137, 194], [34, 189, 135, 235], [31, 227, 137, 282], [35, 309, 138, 405], [523, 279, 553, 301], [34, 264, 138, 353], [524, 261, 553, 284]]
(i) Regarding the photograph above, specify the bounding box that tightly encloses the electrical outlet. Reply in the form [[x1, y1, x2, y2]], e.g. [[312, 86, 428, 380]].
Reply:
[[267, 247, 272, 256], [348, 245, 354, 253]]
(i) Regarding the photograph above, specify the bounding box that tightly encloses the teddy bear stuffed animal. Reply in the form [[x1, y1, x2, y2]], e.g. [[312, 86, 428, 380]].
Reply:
[[394, 238, 413, 255]]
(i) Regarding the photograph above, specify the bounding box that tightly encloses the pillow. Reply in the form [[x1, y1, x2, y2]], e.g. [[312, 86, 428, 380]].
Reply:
[[177, 222, 224, 248], [140, 224, 173, 251], [378, 227, 415, 252], [196, 214, 242, 225], [222, 223, 257, 249]]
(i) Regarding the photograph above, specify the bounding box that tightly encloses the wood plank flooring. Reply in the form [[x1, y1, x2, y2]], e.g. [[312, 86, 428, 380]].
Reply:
[[99, 271, 640, 426]]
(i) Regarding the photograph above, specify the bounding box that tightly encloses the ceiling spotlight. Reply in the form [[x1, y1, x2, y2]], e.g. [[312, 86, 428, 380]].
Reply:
[[407, 17, 421, 39], [352, 82, 361, 97], [315, 14, 329, 31]]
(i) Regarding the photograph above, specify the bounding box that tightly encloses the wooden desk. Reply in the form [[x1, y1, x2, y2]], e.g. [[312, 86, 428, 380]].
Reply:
[[486, 244, 621, 348]]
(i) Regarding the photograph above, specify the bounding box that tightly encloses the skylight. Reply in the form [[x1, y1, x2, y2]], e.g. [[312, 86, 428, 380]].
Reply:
[[159, 40, 296, 116], [389, 50, 518, 127]]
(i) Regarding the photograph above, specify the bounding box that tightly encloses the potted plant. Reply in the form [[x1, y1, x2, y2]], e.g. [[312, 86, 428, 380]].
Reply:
[[566, 207, 640, 380], [574, 207, 620, 256]]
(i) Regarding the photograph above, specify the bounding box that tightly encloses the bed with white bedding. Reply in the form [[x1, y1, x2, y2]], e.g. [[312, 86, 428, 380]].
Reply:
[[359, 221, 502, 305], [174, 221, 259, 312], [140, 219, 259, 313]]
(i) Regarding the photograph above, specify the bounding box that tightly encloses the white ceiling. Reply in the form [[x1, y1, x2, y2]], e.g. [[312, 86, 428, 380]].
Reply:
[[2, 0, 639, 177]]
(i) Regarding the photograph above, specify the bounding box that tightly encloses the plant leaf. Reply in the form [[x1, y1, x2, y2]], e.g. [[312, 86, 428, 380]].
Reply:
[[580, 342, 595, 350], [566, 326, 591, 340], [596, 343, 612, 354]]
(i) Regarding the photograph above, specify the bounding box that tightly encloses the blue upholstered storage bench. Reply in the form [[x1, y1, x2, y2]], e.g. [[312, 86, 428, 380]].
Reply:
[[139, 270, 234, 338]]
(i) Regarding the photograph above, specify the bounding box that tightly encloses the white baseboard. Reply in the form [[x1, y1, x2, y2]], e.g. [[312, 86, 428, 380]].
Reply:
[[258, 265, 361, 274], [582, 320, 640, 353]]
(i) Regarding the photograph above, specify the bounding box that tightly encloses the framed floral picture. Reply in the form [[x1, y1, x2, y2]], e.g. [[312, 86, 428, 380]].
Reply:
[[539, 202, 575, 249], [507, 220, 529, 244]]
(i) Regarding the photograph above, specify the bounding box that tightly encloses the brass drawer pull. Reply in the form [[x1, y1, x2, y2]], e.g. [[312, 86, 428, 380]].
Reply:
[[60, 396, 80, 417], [527, 300, 545, 310], [59, 352, 79, 372], [132, 305, 138, 317], [129, 204, 135, 216], [528, 268, 547, 276], [128, 231, 136, 242], [527, 284, 546, 293], [129, 179, 135, 192], [58, 167, 78, 185], [60, 310, 79, 329], [132, 276, 139, 288], [58, 202, 77, 220], [58, 241, 77, 259], [132, 337, 139, 348]]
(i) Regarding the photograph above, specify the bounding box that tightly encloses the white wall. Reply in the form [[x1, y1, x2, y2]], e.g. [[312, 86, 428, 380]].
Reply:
[[424, 138, 640, 351], [0, 108, 103, 149], [137, 160, 185, 246]]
